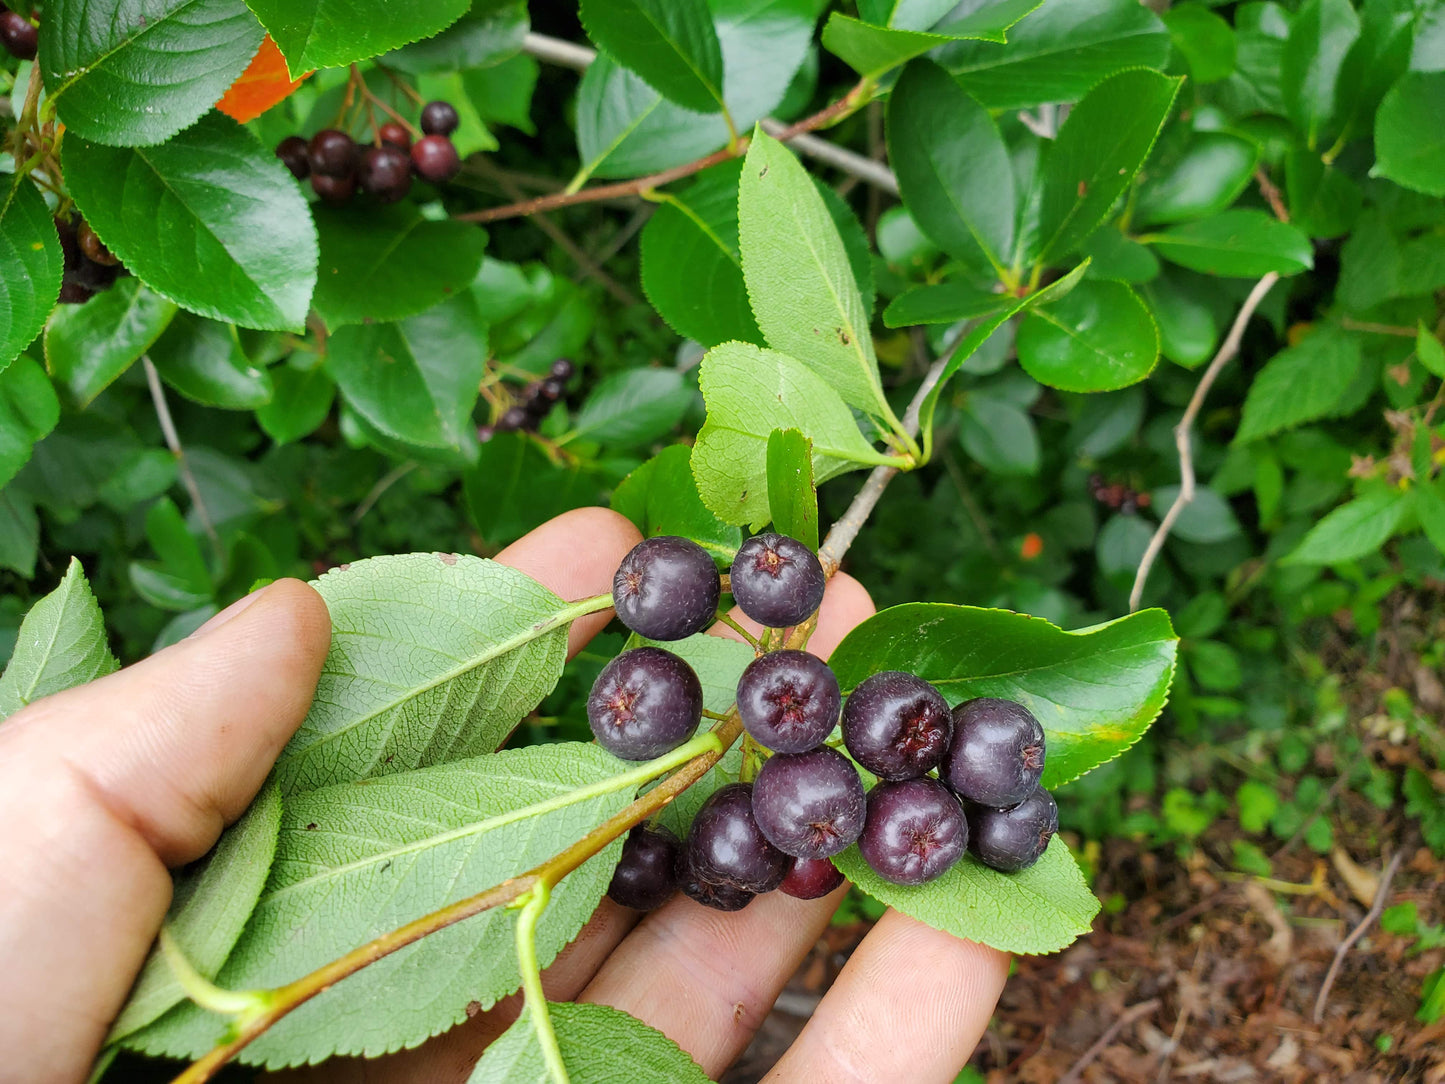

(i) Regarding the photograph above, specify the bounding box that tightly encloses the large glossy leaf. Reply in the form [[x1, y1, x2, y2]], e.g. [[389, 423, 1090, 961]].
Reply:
[[471, 1003, 710, 1083], [245, 0, 470, 76], [568, 368, 694, 448], [0, 357, 59, 492], [888, 59, 1014, 278], [43, 279, 178, 407], [1284, 149, 1362, 238], [42, 0, 264, 147], [738, 130, 888, 417], [62, 114, 318, 332], [1016, 279, 1159, 393], [611, 445, 742, 557], [1135, 133, 1259, 228], [829, 603, 1178, 786], [1034, 69, 1181, 266], [148, 312, 272, 410], [1142, 210, 1314, 278], [1283, 489, 1409, 565], [127, 744, 632, 1066], [272, 554, 584, 793], [821, 0, 1042, 79], [1373, 71, 1445, 198], [0, 558, 117, 722], [580, 0, 724, 112], [0, 176, 63, 369], [1161, 5, 1236, 84], [692, 342, 895, 527], [1281, 0, 1360, 146], [1235, 325, 1361, 443]]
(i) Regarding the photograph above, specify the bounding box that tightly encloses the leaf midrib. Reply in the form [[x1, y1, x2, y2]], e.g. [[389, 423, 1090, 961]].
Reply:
[[12, 568, 79, 705]]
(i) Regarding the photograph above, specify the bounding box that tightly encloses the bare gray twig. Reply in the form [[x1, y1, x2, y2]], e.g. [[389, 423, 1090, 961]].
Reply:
[[142, 356, 220, 558], [1313, 851, 1404, 1024]]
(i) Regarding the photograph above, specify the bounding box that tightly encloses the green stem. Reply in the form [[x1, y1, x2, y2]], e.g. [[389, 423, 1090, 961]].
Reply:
[[514, 883, 569, 1083], [714, 612, 762, 650], [160, 928, 271, 1020]]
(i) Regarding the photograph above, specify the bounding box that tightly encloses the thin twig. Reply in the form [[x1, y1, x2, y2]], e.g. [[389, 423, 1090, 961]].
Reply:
[[1057, 999, 1161, 1084], [1340, 317, 1417, 338], [142, 356, 221, 558], [351, 461, 418, 525], [1255, 168, 1289, 223], [1313, 851, 1404, 1024], [522, 31, 595, 71], [758, 120, 898, 194], [1129, 273, 1279, 610], [586, 203, 655, 270]]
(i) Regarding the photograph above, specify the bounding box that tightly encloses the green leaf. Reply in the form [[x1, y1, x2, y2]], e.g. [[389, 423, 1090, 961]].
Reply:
[[738, 130, 888, 418], [1150, 485, 1243, 544], [692, 342, 895, 528], [611, 445, 742, 557], [1142, 210, 1314, 278], [882, 282, 1011, 329], [273, 554, 586, 793], [413, 70, 499, 158], [1283, 149, 1362, 238], [568, 368, 694, 448], [888, 59, 1014, 278], [640, 160, 762, 347], [1135, 133, 1259, 227], [959, 394, 1039, 476], [108, 783, 283, 1042], [643, 631, 752, 717], [820, 0, 1043, 80], [470, 1002, 710, 1083], [1079, 228, 1159, 284], [0, 356, 59, 491], [1418, 323, 1445, 380], [1035, 69, 1181, 266], [1281, 0, 1360, 146], [255, 364, 334, 444], [1373, 71, 1445, 198], [311, 204, 487, 329], [386, 2, 529, 74], [1016, 279, 1158, 393], [938, 0, 1170, 110], [0, 558, 118, 721], [62, 114, 318, 332], [1283, 489, 1410, 565], [466, 54, 540, 134], [834, 835, 1096, 954], [41, 0, 264, 147], [464, 434, 599, 549], [127, 744, 632, 1067], [766, 428, 819, 550], [580, 0, 724, 113], [246, 0, 470, 76], [1141, 270, 1217, 368], [0, 490, 39, 578], [1415, 481, 1445, 554], [1161, 5, 1236, 84], [815, 181, 876, 321], [148, 312, 272, 410], [0, 176, 63, 368], [325, 293, 486, 457], [1235, 325, 1361, 443], [43, 279, 178, 407]]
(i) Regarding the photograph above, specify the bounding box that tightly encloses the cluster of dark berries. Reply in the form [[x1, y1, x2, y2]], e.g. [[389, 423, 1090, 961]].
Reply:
[[478, 358, 575, 442], [1089, 474, 1152, 515], [274, 100, 462, 206], [0, 6, 37, 60], [55, 214, 124, 304]]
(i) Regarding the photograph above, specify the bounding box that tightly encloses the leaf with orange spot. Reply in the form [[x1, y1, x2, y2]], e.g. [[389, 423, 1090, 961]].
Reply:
[[216, 37, 310, 124]]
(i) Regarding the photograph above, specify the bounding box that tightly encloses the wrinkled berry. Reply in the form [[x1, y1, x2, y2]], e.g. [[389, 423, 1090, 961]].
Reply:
[[779, 856, 845, 900], [752, 746, 865, 859], [729, 532, 826, 629], [858, 778, 967, 886], [841, 671, 952, 781], [587, 646, 702, 761], [607, 824, 681, 910], [612, 536, 721, 642], [942, 698, 1045, 810], [967, 786, 1057, 873], [736, 649, 840, 754]]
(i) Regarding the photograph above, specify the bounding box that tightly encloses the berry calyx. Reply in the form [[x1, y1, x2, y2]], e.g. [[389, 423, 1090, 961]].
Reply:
[[586, 646, 702, 761], [729, 532, 826, 629], [779, 856, 845, 900], [607, 824, 681, 910], [420, 100, 461, 136], [359, 145, 412, 203], [680, 782, 789, 896], [611, 536, 721, 642], [308, 129, 357, 177], [0, 12, 38, 60], [77, 223, 118, 267], [377, 122, 412, 150], [275, 135, 310, 179], [735, 649, 841, 754], [411, 134, 461, 183], [966, 786, 1057, 872], [841, 671, 952, 781], [857, 778, 967, 885], [942, 698, 1045, 810], [311, 172, 355, 205], [751, 746, 865, 859]]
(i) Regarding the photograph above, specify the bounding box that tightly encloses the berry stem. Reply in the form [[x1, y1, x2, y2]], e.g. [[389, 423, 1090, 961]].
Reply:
[[512, 883, 570, 1083], [158, 927, 272, 1021], [714, 612, 762, 651]]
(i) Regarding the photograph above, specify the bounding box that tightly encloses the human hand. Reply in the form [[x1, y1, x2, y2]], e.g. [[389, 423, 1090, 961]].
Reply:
[[0, 508, 1008, 1084]]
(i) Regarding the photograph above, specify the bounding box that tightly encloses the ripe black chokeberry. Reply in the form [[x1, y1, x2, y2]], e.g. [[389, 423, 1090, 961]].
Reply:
[[677, 858, 755, 912], [751, 746, 865, 859], [308, 129, 357, 177], [77, 223, 118, 267], [496, 405, 529, 432], [420, 100, 461, 136], [550, 357, 576, 380], [841, 671, 952, 781], [587, 646, 702, 761], [729, 533, 826, 629], [779, 856, 844, 900], [858, 778, 967, 885], [377, 122, 411, 150], [411, 134, 461, 182], [359, 145, 412, 203], [311, 172, 355, 205], [612, 536, 720, 642], [681, 782, 788, 898], [539, 377, 565, 402], [607, 824, 681, 911], [942, 698, 1045, 810], [72, 256, 120, 293], [54, 215, 80, 270], [0, 11, 38, 60], [966, 786, 1057, 872], [58, 279, 93, 305], [476, 424, 495, 444], [275, 135, 310, 179], [735, 649, 840, 754]]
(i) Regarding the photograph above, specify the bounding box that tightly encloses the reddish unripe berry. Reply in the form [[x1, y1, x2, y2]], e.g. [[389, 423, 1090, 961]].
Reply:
[[779, 856, 845, 900], [411, 134, 461, 182], [377, 122, 412, 150]]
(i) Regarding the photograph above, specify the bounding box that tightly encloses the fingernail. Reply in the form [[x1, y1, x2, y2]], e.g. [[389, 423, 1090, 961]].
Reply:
[[191, 583, 272, 638]]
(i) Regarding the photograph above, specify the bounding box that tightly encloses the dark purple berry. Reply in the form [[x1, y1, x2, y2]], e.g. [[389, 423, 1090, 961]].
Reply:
[[607, 824, 681, 910], [275, 135, 310, 179], [58, 279, 93, 305], [411, 134, 461, 183], [538, 377, 565, 402], [476, 424, 495, 443], [308, 129, 357, 177], [497, 405, 529, 432], [942, 699, 1045, 810], [377, 122, 411, 150], [587, 647, 702, 761], [677, 857, 755, 912], [54, 216, 80, 271], [736, 650, 840, 754], [72, 257, 120, 293], [729, 533, 826, 629], [419, 99, 460, 136], [311, 172, 355, 205], [779, 856, 845, 900], [966, 786, 1057, 872], [359, 145, 412, 203], [841, 671, 952, 782], [752, 746, 865, 859], [858, 778, 967, 886], [550, 357, 576, 380], [682, 782, 788, 895], [612, 536, 720, 642], [0, 12, 37, 60], [77, 222, 118, 267]]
